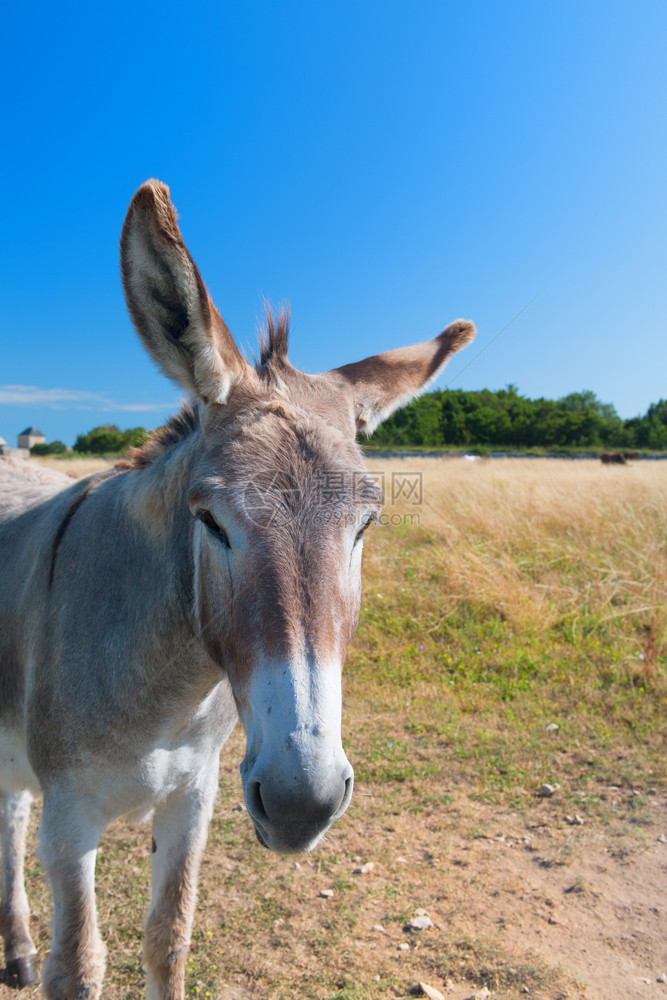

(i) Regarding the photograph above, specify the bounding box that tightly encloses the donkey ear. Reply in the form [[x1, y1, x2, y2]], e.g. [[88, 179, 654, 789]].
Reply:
[[332, 319, 476, 434], [120, 180, 248, 404]]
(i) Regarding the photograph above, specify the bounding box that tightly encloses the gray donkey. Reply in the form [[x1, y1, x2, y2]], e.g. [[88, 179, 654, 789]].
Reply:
[[0, 180, 474, 999]]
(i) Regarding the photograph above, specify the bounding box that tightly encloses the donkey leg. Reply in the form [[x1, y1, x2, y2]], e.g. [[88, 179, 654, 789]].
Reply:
[[38, 794, 106, 1000], [144, 771, 218, 1000], [0, 790, 40, 987]]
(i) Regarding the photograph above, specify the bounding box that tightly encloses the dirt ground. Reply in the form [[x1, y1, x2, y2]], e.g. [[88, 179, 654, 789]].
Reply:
[[264, 781, 667, 1000], [371, 791, 667, 1000], [200, 781, 667, 999], [1, 771, 666, 1000]]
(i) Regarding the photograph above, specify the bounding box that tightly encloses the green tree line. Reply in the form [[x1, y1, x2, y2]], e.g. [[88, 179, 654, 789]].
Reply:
[[368, 387, 667, 451], [31, 425, 148, 456], [28, 391, 667, 456]]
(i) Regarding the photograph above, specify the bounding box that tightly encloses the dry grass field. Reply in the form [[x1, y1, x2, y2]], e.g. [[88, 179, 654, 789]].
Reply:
[[6, 457, 667, 1000], [27, 455, 118, 478]]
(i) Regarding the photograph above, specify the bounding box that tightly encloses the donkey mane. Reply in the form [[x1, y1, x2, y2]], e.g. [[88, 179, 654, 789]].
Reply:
[[129, 403, 201, 469], [130, 309, 292, 470], [257, 307, 290, 370]]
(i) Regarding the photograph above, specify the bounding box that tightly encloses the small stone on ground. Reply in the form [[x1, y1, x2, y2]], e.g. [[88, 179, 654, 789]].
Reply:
[[418, 982, 445, 1000], [538, 783, 558, 797], [408, 914, 434, 930]]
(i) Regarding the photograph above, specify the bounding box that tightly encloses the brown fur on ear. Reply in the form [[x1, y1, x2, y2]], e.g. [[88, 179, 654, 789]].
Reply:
[[331, 319, 476, 434], [120, 180, 250, 404]]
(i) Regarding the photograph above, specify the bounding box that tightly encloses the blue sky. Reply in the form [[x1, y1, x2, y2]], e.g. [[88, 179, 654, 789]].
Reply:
[[1, 1, 665, 445]]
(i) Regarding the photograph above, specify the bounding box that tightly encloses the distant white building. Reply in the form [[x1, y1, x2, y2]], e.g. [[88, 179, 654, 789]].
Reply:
[[0, 434, 29, 459], [17, 426, 46, 450]]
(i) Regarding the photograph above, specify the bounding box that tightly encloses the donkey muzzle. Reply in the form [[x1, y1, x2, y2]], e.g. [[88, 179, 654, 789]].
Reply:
[[243, 756, 354, 853], [239, 657, 353, 851]]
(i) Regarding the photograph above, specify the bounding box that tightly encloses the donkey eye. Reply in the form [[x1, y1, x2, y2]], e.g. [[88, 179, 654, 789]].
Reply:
[[354, 517, 374, 546], [197, 510, 231, 548]]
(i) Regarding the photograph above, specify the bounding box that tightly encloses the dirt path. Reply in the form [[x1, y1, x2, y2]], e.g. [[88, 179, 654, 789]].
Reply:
[[414, 795, 667, 999], [203, 776, 667, 1000]]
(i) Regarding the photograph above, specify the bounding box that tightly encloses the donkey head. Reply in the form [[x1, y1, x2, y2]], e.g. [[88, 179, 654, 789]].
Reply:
[[120, 180, 474, 853]]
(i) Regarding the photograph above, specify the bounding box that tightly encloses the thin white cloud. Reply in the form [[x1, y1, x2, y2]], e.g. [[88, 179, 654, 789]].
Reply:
[[101, 402, 179, 412], [0, 385, 176, 412]]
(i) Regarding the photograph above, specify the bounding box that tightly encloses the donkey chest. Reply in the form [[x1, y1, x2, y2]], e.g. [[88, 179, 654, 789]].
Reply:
[[121, 742, 220, 820], [102, 686, 237, 819], [27, 680, 238, 826], [73, 721, 232, 826]]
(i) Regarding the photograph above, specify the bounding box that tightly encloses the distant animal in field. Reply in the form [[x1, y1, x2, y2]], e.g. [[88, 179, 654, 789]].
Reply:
[[600, 452, 627, 464], [623, 451, 640, 461], [0, 180, 475, 999]]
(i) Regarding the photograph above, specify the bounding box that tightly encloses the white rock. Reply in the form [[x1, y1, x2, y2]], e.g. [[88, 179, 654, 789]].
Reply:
[[414, 907, 429, 916], [546, 723, 559, 733], [470, 989, 491, 1000], [319, 889, 334, 898], [397, 942, 410, 951], [538, 783, 558, 797], [409, 914, 434, 930], [371, 924, 386, 934], [353, 862, 375, 874], [657, 834, 666, 844], [656, 973, 667, 983], [419, 982, 445, 1000]]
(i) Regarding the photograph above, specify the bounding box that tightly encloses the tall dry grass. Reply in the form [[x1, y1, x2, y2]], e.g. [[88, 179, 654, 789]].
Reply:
[[349, 456, 666, 799], [27, 455, 117, 478], [365, 457, 666, 652]]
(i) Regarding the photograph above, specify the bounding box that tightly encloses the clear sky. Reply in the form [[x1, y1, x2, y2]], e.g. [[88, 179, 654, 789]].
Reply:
[[1, 1, 665, 446]]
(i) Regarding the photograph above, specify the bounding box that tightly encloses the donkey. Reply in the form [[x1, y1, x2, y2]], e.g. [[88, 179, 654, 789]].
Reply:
[[0, 180, 475, 999]]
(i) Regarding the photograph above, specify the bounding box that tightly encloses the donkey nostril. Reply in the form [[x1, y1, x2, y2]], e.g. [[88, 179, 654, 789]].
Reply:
[[334, 774, 354, 819], [248, 780, 269, 822]]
